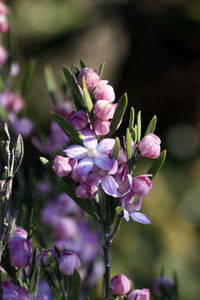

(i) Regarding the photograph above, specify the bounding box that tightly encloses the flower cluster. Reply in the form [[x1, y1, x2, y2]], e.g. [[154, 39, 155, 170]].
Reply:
[[52, 66, 162, 224]]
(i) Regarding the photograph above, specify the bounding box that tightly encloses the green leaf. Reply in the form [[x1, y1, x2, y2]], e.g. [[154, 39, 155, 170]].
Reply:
[[39, 157, 50, 167], [0, 106, 8, 123], [21, 58, 36, 100], [68, 269, 81, 300], [99, 62, 105, 77], [144, 115, 157, 136], [148, 150, 167, 178], [126, 128, 133, 161], [74, 65, 80, 75], [13, 134, 24, 176], [129, 107, 135, 131], [50, 111, 82, 145], [44, 65, 57, 105], [82, 76, 93, 113], [137, 111, 141, 142], [27, 208, 36, 240], [112, 137, 120, 160], [62, 66, 85, 110], [131, 126, 137, 143], [107, 93, 128, 137], [62, 181, 100, 221], [80, 59, 87, 68], [28, 248, 37, 293]]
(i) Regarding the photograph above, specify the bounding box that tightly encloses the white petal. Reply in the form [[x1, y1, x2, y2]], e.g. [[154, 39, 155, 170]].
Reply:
[[101, 175, 118, 197], [76, 157, 94, 176], [63, 145, 87, 159], [94, 154, 113, 171], [97, 138, 116, 153], [131, 212, 151, 224], [81, 128, 97, 149]]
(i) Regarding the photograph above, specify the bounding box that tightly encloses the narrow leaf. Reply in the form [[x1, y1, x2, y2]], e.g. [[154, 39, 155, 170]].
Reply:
[[99, 62, 105, 77], [112, 137, 120, 160], [74, 65, 80, 75], [126, 128, 133, 161], [131, 126, 137, 143], [148, 150, 167, 178], [107, 93, 128, 137], [44, 65, 57, 105], [137, 111, 141, 142], [62, 66, 85, 110], [68, 269, 81, 300], [82, 76, 93, 113], [144, 115, 157, 136], [80, 59, 87, 68], [50, 111, 82, 145], [13, 135, 24, 176], [129, 107, 135, 131], [21, 58, 36, 100], [62, 181, 100, 221]]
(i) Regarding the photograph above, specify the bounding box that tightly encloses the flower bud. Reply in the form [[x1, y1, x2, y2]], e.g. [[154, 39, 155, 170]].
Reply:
[[128, 288, 150, 300], [36, 249, 56, 267], [52, 155, 72, 177], [138, 133, 161, 159], [0, 14, 9, 33], [9, 236, 33, 269], [94, 120, 110, 136], [94, 100, 117, 120], [0, 45, 8, 67], [67, 110, 88, 130], [111, 274, 132, 296], [94, 80, 115, 102], [58, 251, 81, 276], [152, 277, 173, 296], [77, 67, 100, 90], [132, 175, 152, 197]]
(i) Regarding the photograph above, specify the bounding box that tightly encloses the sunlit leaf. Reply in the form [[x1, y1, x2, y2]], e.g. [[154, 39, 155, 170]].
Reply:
[[129, 107, 135, 131], [82, 76, 93, 113], [137, 111, 141, 142], [144, 115, 157, 136], [44, 65, 57, 105], [148, 150, 167, 178], [13, 134, 24, 176], [112, 137, 120, 160]]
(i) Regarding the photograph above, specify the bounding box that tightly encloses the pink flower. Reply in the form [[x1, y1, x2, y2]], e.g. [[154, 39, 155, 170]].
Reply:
[[77, 67, 100, 90], [58, 251, 81, 276], [52, 155, 72, 177], [10, 62, 20, 77], [132, 175, 153, 197], [67, 110, 88, 130], [94, 100, 117, 120], [76, 182, 98, 199], [0, 90, 24, 114], [94, 120, 110, 136], [111, 274, 132, 296], [64, 128, 115, 176], [0, 3, 9, 15], [128, 288, 150, 300], [94, 80, 115, 102], [36, 249, 56, 267], [138, 133, 161, 159], [0, 45, 8, 67], [0, 14, 9, 33]]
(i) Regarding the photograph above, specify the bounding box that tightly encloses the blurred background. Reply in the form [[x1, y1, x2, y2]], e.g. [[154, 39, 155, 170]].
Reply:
[[6, 0, 200, 299]]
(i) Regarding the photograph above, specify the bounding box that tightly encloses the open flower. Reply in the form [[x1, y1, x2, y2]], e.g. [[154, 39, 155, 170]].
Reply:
[[64, 128, 115, 176]]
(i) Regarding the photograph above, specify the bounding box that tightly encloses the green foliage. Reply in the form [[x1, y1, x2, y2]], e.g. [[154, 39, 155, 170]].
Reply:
[[44, 65, 57, 105], [21, 58, 36, 101], [68, 269, 81, 300], [129, 107, 135, 131], [144, 115, 157, 136], [148, 149, 167, 178], [136, 110, 141, 142], [112, 137, 120, 160], [82, 76, 93, 113]]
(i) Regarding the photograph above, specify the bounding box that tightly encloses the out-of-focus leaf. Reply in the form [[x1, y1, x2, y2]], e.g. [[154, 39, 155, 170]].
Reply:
[[39, 157, 50, 167], [28, 247, 37, 293], [144, 115, 157, 136], [112, 137, 120, 160], [0, 74, 4, 92], [13, 134, 24, 176], [68, 269, 81, 300], [6, 13, 15, 66], [129, 107, 135, 131], [137, 111, 141, 142], [0, 106, 8, 123], [50, 111, 82, 145], [82, 76, 93, 113], [148, 150, 167, 178], [58, 74, 67, 97], [21, 58, 36, 100], [27, 209, 36, 240], [62, 181, 100, 222], [99, 62, 105, 77], [107, 93, 128, 137], [80, 59, 87, 68], [44, 65, 57, 105], [62, 66, 85, 111]]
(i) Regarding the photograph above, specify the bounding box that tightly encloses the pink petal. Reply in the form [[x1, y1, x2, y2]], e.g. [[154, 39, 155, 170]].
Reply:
[[76, 157, 94, 175], [131, 212, 151, 224], [81, 128, 97, 149], [96, 138, 116, 153], [63, 145, 87, 159], [101, 175, 118, 197], [94, 153, 113, 171]]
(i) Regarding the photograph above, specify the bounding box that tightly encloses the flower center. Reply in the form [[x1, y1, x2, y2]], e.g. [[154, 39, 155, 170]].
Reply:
[[87, 147, 97, 158]]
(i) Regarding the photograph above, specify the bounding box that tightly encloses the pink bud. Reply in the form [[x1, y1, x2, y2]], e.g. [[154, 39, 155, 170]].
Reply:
[[58, 251, 81, 276], [77, 67, 100, 90], [0, 45, 8, 67], [52, 155, 72, 177], [94, 120, 110, 136], [94, 80, 115, 102], [94, 100, 117, 120], [0, 3, 9, 15], [138, 133, 161, 159], [0, 90, 24, 114], [128, 288, 150, 300], [0, 14, 9, 33], [9, 236, 33, 268], [67, 110, 88, 130], [14, 227, 28, 239], [111, 274, 132, 296], [132, 175, 152, 197]]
